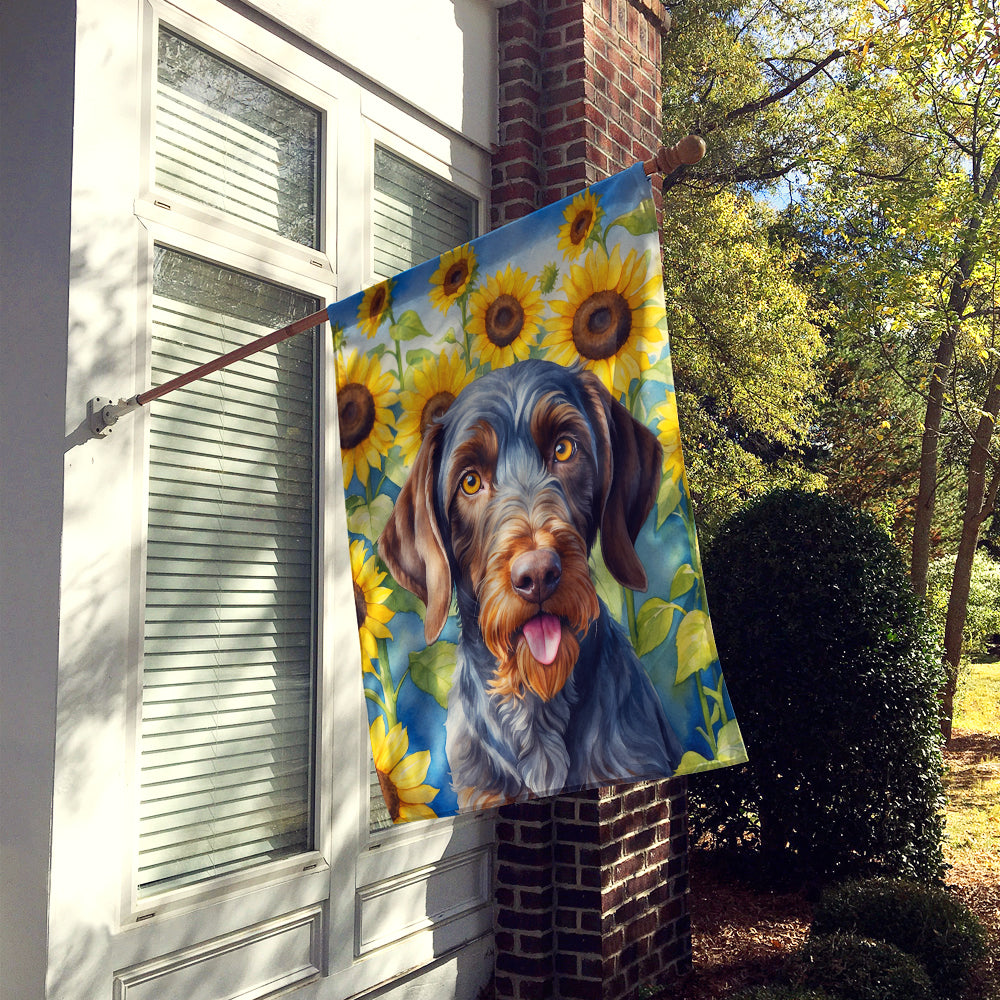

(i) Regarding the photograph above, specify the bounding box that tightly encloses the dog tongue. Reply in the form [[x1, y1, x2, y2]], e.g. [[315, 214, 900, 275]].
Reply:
[[522, 614, 562, 665]]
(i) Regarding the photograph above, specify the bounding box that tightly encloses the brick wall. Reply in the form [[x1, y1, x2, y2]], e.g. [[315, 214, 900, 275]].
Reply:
[[489, 6, 691, 997], [492, 0, 669, 228]]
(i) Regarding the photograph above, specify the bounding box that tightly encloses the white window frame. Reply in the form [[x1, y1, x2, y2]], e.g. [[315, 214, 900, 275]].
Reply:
[[110, 0, 495, 992]]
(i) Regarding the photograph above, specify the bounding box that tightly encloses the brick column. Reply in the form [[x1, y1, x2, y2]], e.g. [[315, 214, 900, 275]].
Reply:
[[490, 3, 689, 998]]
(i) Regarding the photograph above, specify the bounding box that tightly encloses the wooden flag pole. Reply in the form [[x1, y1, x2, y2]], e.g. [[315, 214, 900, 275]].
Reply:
[[88, 138, 705, 437]]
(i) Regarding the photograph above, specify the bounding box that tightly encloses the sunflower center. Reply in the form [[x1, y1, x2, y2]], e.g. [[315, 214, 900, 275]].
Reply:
[[571, 290, 632, 360], [442, 261, 470, 297], [353, 580, 367, 629], [377, 767, 401, 822], [420, 391, 456, 435], [484, 293, 525, 347], [339, 382, 376, 449], [570, 209, 594, 245], [368, 285, 387, 318]]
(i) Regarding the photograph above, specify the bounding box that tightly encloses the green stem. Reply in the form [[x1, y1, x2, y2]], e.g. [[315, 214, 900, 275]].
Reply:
[[625, 586, 638, 647], [696, 673, 718, 757], [376, 636, 397, 729]]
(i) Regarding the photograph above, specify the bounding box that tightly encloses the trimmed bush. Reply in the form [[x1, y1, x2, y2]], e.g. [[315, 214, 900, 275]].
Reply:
[[732, 987, 837, 1000], [792, 933, 934, 1000], [812, 878, 988, 999], [693, 489, 946, 882]]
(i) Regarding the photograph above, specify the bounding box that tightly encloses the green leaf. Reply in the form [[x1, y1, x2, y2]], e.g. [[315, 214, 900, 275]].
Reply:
[[608, 197, 657, 236], [656, 477, 683, 528], [636, 597, 679, 657], [590, 542, 625, 623], [539, 262, 560, 294], [409, 641, 457, 710], [670, 563, 698, 601], [390, 309, 430, 342], [406, 347, 436, 368], [387, 584, 425, 616], [674, 750, 714, 775], [715, 718, 748, 764], [347, 492, 394, 541], [675, 609, 718, 684]]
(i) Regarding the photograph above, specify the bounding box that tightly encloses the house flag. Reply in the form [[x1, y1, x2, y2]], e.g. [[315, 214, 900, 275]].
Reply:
[[329, 162, 747, 822]]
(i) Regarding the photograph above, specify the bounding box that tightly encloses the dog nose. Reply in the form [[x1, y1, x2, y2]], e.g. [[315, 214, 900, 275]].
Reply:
[[510, 548, 562, 604]]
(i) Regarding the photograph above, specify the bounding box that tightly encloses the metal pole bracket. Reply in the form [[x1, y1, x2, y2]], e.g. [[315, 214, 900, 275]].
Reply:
[[88, 396, 139, 438]]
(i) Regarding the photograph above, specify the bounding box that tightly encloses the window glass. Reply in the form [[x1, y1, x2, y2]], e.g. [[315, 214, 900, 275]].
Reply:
[[138, 246, 318, 895], [372, 145, 477, 279], [368, 147, 478, 831], [156, 27, 321, 248]]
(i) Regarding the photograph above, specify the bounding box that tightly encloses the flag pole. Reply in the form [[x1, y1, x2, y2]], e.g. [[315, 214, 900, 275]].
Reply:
[[88, 136, 705, 438]]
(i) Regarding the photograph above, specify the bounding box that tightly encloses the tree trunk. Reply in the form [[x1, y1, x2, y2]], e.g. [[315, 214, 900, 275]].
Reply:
[[910, 329, 955, 597], [941, 379, 1000, 741]]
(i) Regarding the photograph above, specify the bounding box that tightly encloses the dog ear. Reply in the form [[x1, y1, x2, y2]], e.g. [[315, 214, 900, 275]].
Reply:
[[581, 372, 663, 592], [378, 421, 453, 643]]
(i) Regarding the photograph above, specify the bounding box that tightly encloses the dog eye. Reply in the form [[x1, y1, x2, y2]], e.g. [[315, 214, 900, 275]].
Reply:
[[553, 437, 576, 463], [460, 470, 483, 495]]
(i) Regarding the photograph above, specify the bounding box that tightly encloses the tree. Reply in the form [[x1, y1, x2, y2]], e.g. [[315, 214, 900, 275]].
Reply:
[[805, 0, 1000, 736]]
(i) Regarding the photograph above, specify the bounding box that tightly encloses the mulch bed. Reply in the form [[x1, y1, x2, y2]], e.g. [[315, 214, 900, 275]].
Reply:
[[666, 734, 1000, 1000]]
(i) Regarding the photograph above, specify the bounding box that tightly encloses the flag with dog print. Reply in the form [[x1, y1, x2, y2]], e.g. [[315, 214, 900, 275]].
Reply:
[[330, 162, 747, 823]]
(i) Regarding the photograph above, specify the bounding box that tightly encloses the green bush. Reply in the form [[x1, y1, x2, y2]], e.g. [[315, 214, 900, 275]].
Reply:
[[811, 878, 988, 999], [693, 489, 947, 882], [732, 987, 838, 1000], [927, 551, 1000, 659], [791, 933, 934, 1000]]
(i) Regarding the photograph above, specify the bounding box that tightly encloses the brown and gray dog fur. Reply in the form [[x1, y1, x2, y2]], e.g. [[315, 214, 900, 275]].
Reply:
[[379, 359, 683, 808]]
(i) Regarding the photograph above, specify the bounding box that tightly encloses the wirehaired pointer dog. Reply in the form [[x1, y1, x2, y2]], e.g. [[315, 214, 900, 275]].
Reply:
[[379, 359, 683, 808]]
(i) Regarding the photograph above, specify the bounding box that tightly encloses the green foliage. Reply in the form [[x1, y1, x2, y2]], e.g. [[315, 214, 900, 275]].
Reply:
[[927, 550, 1000, 659], [693, 489, 947, 882], [791, 934, 934, 1000], [811, 878, 988, 999], [662, 188, 826, 537], [732, 987, 837, 1000]]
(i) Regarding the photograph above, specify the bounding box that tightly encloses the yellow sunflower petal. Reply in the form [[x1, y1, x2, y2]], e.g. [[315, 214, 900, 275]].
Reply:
[[396, 802, 438, 822], [372, 719, 409, 774], [388, 748, 431, 790]]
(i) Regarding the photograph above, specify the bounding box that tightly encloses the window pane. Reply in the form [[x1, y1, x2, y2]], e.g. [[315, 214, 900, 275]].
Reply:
[[156, 28, 320, 248], [139, 247, 318, 895], [372, 146, 478, 279], [368, 149, 477, 831]]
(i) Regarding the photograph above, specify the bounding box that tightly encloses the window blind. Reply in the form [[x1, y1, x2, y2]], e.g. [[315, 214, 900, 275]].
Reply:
[[156, 28, 320, 249], [372, 146, 477, 282], [138, 248, 319, 895], [368, 148, 477, 831]]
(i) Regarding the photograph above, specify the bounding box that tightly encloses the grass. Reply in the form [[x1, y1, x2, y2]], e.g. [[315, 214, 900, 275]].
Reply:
[[945, 660, 1000, 870]]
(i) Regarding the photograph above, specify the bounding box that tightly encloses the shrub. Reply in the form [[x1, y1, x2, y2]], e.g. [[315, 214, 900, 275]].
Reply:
[[732, 987, 837, 1000], [926, 551, 1000, 659], [811, 878, 988, 999], [693, 489, 946, 882], [791, 933, 934, 1000]]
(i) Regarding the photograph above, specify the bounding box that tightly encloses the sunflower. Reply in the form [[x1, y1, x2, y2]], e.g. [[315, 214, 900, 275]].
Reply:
[[356, 278, 394, 339], [429, 243, 477, 313], [336, 348, 398, 488], [369, 716, 438, 823], [467, 265, 544, 368], [652, 392, 686, 484], [395, 349, 475, 465], [350, 540, 394, 675], [541, 246, 667, 397], [557, 189, 602, 259]]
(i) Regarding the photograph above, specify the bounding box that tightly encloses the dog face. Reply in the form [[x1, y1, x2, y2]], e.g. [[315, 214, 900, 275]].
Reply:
[[378, 359, 662, 702]]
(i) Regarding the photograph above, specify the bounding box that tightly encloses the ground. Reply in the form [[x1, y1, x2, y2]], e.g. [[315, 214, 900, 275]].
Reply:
[[666, 661, 1000, 1000]]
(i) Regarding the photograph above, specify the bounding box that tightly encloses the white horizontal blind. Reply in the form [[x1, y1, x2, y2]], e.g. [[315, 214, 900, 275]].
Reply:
[[139, 248, 319, 895], [368, 148, 478, 831], [372, 146, 478, 282], [155, 27, 320, 248]]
